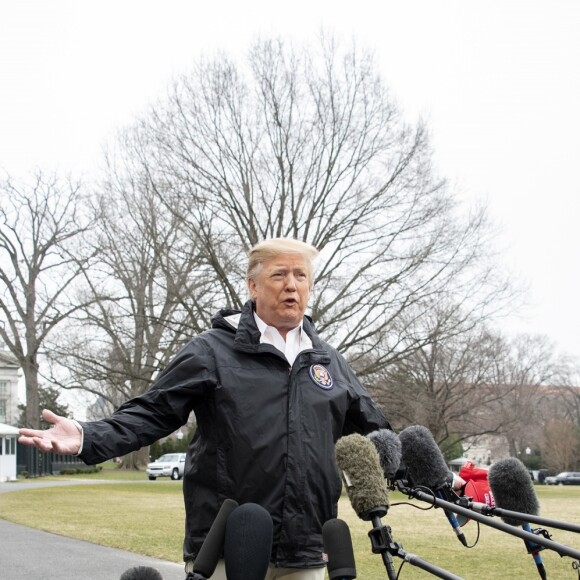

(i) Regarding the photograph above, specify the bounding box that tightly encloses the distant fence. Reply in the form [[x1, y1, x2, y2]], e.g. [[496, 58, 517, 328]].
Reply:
[[16, 443, 92, 477]]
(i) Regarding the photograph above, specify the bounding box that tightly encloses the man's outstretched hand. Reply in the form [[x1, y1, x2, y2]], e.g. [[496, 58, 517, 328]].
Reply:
[[19, 409, 82, 455]]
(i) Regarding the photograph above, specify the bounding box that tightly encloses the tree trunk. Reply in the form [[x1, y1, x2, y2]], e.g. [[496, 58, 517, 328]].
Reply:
[[119, 446, 150, 470], [23, 357, 40, 429]]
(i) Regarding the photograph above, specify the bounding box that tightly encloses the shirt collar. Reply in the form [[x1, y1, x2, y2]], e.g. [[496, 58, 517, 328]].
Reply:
[[253, 312, 302, 337]]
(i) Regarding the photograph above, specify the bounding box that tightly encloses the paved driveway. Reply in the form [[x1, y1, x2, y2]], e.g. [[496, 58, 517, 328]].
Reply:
[[0, 480, 184, 580]]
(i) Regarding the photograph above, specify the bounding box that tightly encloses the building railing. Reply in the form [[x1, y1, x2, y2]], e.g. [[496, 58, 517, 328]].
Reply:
[[16, 443, 92, 478]]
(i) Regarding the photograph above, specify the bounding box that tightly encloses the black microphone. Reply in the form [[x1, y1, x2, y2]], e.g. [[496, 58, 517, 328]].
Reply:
[[489, 458, 547, 580], [322, 519, 356, 580], [191, 498, 239, 579], [397, 471, 580, 561], [119, 566, 163, 580], [399, 425, 468, 547], [224, 503, 273, 580], [367, 428, 402, 481]]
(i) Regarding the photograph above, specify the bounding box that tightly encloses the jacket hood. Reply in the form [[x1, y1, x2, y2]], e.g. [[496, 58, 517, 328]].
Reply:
[[212, 300, 323, 353]]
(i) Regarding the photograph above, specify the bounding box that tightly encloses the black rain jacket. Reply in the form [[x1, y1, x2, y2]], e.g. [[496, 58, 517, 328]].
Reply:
[[78, 300, 390, 568]]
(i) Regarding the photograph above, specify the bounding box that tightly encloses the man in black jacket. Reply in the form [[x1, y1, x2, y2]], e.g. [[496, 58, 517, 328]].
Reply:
[[20, 237, 391, 580]]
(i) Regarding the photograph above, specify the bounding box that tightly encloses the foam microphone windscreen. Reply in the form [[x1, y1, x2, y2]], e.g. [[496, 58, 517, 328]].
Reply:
[[322, 519, 356, 580], [224, 503, 273, 580], [488, 457, 540, 526], [399, 425, 452, 489], [367, 428, 402, 480], [194, 498, 239, 578], [335, 433, 389, 520], [119, 566, 163, 580]]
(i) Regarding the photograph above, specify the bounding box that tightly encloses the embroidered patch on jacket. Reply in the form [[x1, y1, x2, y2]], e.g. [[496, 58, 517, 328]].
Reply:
[[309, 364, 334, 390]]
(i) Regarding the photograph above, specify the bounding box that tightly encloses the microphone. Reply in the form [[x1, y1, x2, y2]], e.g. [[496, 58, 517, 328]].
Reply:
[[335, 433, 390, 519], [397, 468, 580, 562], [453, 461, 580, 533], [489, 458, 547, 580], [335, 433, 395, 578], [191, 498, 239, 580], [336, 433, 464, 580], [224, 503, 273, 580], [119, 566, 163, 580], [488, 457, 539, 525], [399, 425, 468, 547], [367, 428, 402, 481], [322, 518, 356, 580]]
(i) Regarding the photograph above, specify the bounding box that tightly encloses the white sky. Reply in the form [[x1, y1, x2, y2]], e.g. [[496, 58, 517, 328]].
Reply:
[[1, 0, 579, 361]]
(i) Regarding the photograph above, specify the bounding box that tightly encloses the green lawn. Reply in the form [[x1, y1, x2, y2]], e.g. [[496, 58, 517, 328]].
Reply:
[[48, 460, 149, 480], [1, 466, 580, 579]]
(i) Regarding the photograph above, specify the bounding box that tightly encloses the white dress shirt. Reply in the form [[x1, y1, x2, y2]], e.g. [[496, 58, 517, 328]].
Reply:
[[253, 312, 312, 366]]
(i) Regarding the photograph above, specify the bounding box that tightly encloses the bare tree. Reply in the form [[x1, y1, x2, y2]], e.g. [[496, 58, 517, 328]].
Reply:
[[367, 302, 513, 455], [545, 361, 580, 426], [0, 171, 93, 428], [541, 419, 580, 472], [37, 36, 516, 465], [47, 159, 212, 467], [485, 334, 571, 458], [371, 321, 576, 459], [116, 36, 513, 372]]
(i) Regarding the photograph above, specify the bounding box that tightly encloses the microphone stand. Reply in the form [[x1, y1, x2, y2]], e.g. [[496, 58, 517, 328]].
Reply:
[[395, 481, 580, 561], [364, 507, 464, 580], [433, 484, 551, 580], [453, 495, 580, 534]]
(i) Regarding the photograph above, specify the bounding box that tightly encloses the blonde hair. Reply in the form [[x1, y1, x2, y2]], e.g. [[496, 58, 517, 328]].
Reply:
[[246, 238, 319, 290]]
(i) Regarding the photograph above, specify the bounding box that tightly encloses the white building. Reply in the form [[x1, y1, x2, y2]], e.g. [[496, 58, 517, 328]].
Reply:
[[0, 421, 18, 481], [462, 433, 511, 466], [0, 350, 20, 426]]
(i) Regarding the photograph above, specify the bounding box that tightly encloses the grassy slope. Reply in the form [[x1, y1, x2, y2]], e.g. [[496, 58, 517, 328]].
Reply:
[[1, 464, 579, 578]]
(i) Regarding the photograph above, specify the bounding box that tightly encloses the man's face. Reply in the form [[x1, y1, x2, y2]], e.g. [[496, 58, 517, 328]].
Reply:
[[248, 252, 311, 338]]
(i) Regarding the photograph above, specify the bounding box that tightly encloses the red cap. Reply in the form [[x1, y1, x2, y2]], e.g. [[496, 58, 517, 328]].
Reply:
[[456, 461, 495, 526], [459, 460, 491, 482]]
